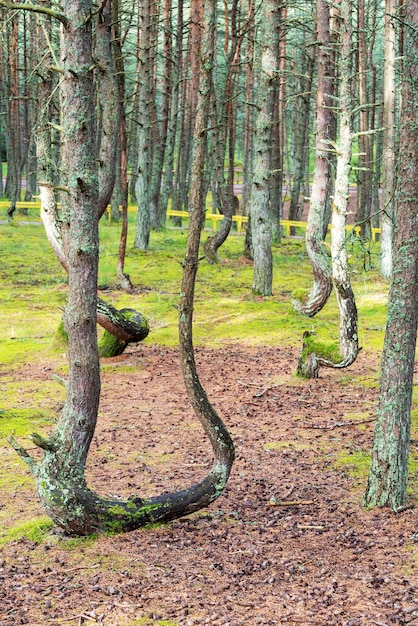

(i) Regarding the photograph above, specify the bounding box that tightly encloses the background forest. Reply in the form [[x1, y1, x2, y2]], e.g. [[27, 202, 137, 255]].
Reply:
[[0, 0, 400, 251], [0, 0, 418, 623]]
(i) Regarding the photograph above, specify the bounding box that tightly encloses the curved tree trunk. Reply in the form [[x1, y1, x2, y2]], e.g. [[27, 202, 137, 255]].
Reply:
[[98, 309, 149, 357], [293, 0, 335, 317], [10, 0, 234, 537], [39, 182, 148, 346], [297, 0, 359, 379]]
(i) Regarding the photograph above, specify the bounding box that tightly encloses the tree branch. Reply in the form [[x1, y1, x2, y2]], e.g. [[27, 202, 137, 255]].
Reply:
[[7, 436, 38, 474], [0, 1, 69, 26]]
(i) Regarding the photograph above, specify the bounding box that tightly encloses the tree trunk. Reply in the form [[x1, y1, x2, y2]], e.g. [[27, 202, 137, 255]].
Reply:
[[250, 0, 281, 296], [98, 309, 148, 357], [355, 0, 373, 239], [363, 1, 418, 510], [204, 0, 243, 263], [293, 0, 335, 317], [95, 0, 119, 221], [380, 0, 397, 279], [134, 0, 152, 250], [10, 0, 234, 537], [112, 0, 133, 291], [241, 0, 255, 218], [288, 37, 315, 227], [159, 0, 182, 221], [154, 0, 173, 229], [297, 0, 359, 379], [4, 11, 22, 217]]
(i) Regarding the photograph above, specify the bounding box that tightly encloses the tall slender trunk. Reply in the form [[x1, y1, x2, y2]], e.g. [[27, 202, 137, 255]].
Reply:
[[364, 0, 418, 509], [380, 0, 397, 278], [241, 0, 255, 219], [250, 0, 281, 296], [288, 37, 315, 226], [356, 0, 373, 239], [134, 0, 152, 250], [269, 4, 285, 243], [95, 0, 119, 220], [5, 12, 22, 216], [113, 0, 133, 291], [159, 0, 182, 219], [204, 0, 243, 263]]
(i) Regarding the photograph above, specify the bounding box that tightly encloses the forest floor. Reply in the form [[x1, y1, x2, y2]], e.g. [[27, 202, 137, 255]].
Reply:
[[1, 343, 417, 626]]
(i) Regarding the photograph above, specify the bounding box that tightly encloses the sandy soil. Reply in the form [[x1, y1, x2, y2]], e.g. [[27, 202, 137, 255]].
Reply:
[[1, 344, 417, 626]]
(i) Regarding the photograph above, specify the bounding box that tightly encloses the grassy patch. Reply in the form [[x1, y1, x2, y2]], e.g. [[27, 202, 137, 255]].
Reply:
[[0, 407, 56, 443], [0, 516, 53, 547], [0, 221, 389, 355], [335, 450, 372, 480]]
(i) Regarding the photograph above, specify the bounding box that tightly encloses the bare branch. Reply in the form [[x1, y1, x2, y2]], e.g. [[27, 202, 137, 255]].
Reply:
[[0, 1, 69, 26]]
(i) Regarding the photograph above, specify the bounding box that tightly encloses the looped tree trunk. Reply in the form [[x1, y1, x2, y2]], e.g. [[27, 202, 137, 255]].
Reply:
[[9, 0, 234, 537]]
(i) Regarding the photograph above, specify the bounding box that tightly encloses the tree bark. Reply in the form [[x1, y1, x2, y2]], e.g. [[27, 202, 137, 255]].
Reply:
[[380, 0, 397, 279], [250, 0, 281, 296], [288, 37, 315, 227], [363, 0, 418, 510], [10, 0, 234, 537], [355, 0, 373, 239], [95, 0, 119, 220], [134, 0, 152, 250], [204, 0, 243, 263], [293, 0, 335, 317], [98, 308, 149, 357], [297, 0, 359, 379]]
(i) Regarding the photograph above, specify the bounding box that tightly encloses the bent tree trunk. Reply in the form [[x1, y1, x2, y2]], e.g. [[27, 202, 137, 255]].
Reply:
[[9, 0, 234, 536], [297, 0, 359, 379], [34, 23, 144, 353], [292, 0, 335, 317]]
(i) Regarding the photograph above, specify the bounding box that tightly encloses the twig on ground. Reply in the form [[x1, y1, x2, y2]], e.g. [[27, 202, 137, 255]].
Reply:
[[298, 417, 376, 430], [254, 385, 279, 398], [268, 498, 314, 507], [63, 563, 101, 573], [237, 379, 266, 387], [58, 614, 97, 623]]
